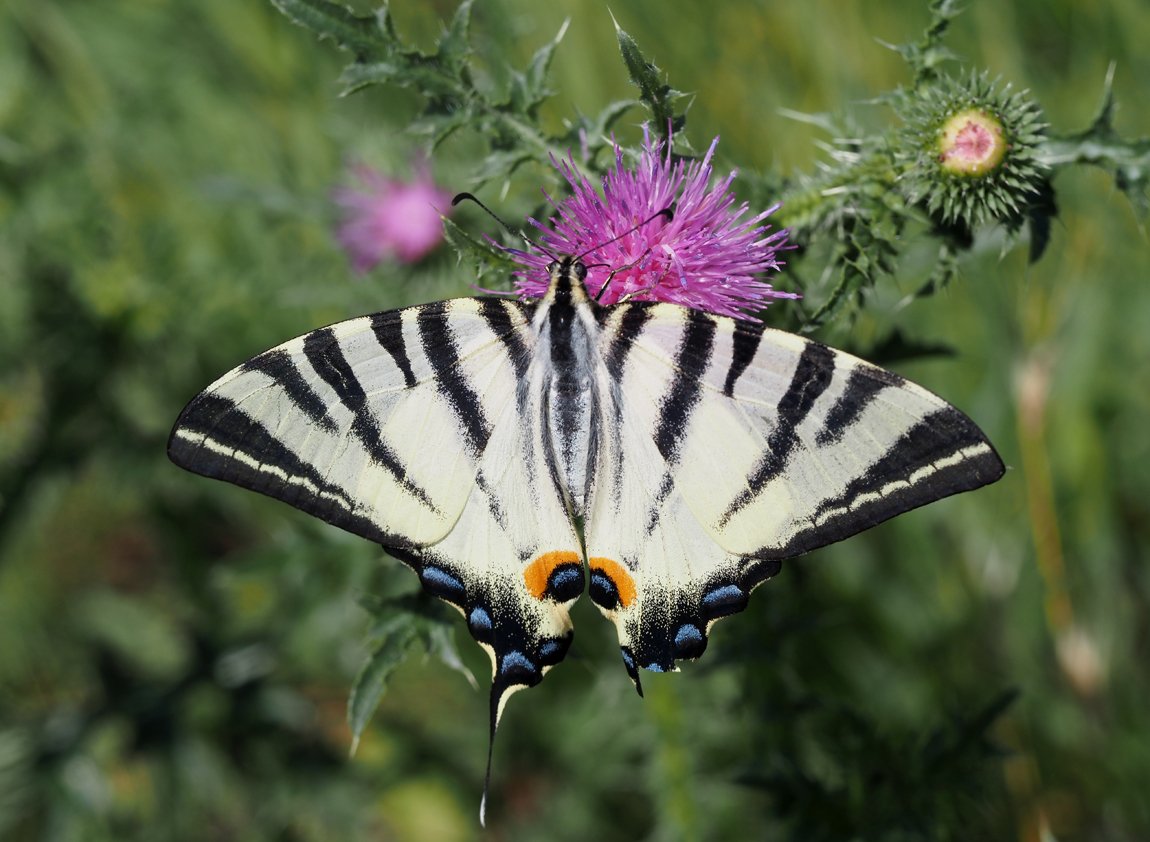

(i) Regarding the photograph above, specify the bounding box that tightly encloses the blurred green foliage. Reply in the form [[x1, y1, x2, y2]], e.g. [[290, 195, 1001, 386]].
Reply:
[[1, 1, 1148, 840]]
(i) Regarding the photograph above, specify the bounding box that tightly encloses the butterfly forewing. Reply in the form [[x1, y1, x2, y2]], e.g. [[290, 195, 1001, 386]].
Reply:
[[668, 318, 1006, 558], [171, 300, 529, 546]]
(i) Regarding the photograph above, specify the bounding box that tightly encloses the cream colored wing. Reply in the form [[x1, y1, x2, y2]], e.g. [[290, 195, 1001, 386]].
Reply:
[[584, 302, 1004, 689]]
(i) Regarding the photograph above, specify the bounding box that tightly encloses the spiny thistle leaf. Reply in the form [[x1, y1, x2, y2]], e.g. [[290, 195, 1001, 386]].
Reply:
[[441, 215, 521, 286], [584, 99, 642, 141], [348, 621, 419, 749], [268, 0, 619, 191], [348, 591, 475, 746], [1042, 64, 1150, 218], [269, 0, 389, 59], [506, 18, 569, 117], [436, 0, 474, 74], [612, 17, 688, 143], [337, 0, 475, 102], [763, 112, 911, 331], [883, 0, 963, 85]]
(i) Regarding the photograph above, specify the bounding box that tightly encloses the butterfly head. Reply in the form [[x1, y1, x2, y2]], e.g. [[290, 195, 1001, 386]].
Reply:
[[546, 256, 588, 284], [544, 256, 593, 305]]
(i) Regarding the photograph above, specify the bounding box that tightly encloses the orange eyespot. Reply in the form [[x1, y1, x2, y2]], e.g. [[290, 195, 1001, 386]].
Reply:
[[524, 551, 582, 600], [589, 557, 637, 609]]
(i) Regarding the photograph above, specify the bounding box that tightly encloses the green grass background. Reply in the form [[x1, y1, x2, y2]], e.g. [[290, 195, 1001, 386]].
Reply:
[[1, 0, 1148, 839]]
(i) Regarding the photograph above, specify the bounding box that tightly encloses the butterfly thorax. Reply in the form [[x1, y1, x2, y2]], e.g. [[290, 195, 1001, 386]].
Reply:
[[536, 257, 601, 516]]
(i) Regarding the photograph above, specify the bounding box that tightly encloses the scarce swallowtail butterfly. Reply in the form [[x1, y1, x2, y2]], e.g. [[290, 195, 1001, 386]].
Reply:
[[169, 241, 1005, 820]]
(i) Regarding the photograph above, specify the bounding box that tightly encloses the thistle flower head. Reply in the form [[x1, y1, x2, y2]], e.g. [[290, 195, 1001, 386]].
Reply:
[[898, 71, 1048, 230], [508, 131, 795, 320], [334, 162, 452, 272]]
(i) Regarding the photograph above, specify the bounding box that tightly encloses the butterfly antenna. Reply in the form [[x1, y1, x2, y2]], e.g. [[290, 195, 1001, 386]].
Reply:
[[452, 192, 517, 236], [452, 191, 558, 262], [577, 206, 674, 263]]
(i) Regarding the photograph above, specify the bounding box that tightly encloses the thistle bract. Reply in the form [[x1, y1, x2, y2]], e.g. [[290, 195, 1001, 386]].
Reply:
[[509, 132, 796, 320]]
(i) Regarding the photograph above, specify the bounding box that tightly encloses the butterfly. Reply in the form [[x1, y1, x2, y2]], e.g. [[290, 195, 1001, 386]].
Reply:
[[169, 249, 1004, 820]]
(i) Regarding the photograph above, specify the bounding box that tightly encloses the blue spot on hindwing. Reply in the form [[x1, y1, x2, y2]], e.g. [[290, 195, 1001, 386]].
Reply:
[[468, 605, 492, 631], [675, 623, 703, 647], [500, 650, 537, 679], [535, 634, 571, 666], [620, 648, 635, 670], [673, 622, 707, 659], [550, 567, 581, 588], [545, 564, 584, 602], [702, 584, 742, 607], [539, 640, 559, 659], [420, 565, 466, 603], [701, 583, 746, 619]]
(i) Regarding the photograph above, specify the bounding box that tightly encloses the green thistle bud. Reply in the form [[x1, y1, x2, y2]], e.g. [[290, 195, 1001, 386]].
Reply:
[[898, 71, 1048, 230]]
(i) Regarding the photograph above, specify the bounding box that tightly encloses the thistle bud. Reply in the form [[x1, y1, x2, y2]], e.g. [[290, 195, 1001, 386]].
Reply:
[[898, 72, 1048, 230]]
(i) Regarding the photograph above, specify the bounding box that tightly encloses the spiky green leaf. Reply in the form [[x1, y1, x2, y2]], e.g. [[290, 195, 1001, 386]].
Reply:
[[613, 19, 687, 141], [885, 0, 964, 85], [1042, 65, 1150, 218], [507, 19, 568, 116], [269, 0, 389, 58], [349, 591, 475, 743], [348, 622, 419, 744]]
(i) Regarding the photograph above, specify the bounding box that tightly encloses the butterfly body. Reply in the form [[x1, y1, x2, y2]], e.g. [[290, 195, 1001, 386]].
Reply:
[[169, 256, 1004, 808], [536, 257, 599, 514]]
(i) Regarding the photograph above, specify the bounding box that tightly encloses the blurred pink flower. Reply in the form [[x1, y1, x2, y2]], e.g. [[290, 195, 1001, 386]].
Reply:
[[509, 130, 796, 320], [334, 162, 452, 272]]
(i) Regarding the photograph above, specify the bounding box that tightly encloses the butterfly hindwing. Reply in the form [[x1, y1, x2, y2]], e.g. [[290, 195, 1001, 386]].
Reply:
[[584, 301, 1004, 684]]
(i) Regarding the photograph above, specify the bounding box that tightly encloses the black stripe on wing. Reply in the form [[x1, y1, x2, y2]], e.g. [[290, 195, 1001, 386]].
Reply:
[[718, 341, 836, 528], [603, 304, 653, 381], [761, 406, 1006, 559], [303, 327, 438, 510], [643, 472, 676, 537], [242, 350, 338, 435], [654, 309, 717, 462], [168, 394, 411, 547], [814, 364, 905, 447], [418, 301, 493, 456], [369, 311, 417, 388], [478, 298, 533, 381], [722, 321, 764, 397]]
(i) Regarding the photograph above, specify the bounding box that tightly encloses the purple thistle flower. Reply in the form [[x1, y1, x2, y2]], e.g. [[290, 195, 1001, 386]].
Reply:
[[334, 162, 452, 272], [510, 130, 796, 320]]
